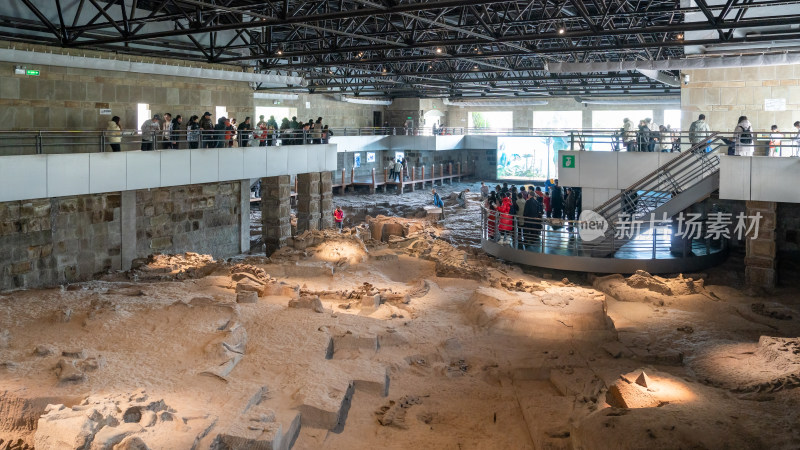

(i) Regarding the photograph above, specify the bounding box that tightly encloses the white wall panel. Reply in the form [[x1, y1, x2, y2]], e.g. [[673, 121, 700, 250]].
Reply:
[[286, 146, 308, 175], [218, 147, 244, 181], [89, 153, 127, 193], [325, 145, 338, 171], [464, 135, 498, 149], [266, 146, 289, 177], [126, 152, 160, 190], [718, 156, 752, 200], [47, 154, 89, 197], [190, 149, 219, 184], [617, 153, 661, 188], [750, 157, 800, 202], [579, 152, 618, 189], [558, 151, 580, 186], [0, 155, 47, 201], [160, 150, 191, 187], [390, 135, 436, 151], [242, 147, 267, 179], [435, 136, 465, 150], [330, 136, 389, 151]]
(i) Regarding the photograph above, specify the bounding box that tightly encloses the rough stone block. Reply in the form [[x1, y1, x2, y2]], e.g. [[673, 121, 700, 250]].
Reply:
[[746, 266, 776, 289], [237, 291, 259, 304]]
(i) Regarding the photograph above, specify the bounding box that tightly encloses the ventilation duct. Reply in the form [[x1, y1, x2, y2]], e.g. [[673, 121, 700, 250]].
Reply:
[[636, 69, 681, 87], [0, 48, 304, 85], [548, 52, 800, 73], [577, 97, 680, 105], [443, 98, 548, 107], [254, 93, 300, 100], [340, 96, 392, 106]]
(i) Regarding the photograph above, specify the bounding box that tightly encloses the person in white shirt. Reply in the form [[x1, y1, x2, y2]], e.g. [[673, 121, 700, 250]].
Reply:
[[734, 116, 754, 156]]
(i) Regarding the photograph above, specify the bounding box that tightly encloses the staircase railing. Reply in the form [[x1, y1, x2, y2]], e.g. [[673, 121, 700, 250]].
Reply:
[[594, 134, 724, 223]]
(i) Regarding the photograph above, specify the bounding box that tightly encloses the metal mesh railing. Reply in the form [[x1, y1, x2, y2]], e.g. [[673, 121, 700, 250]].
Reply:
[[480, 207, 727, 259]]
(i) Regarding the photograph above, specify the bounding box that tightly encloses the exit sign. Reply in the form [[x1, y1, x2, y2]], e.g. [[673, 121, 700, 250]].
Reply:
[[25, 70, 40, 76], [562, 154, 575, 168]]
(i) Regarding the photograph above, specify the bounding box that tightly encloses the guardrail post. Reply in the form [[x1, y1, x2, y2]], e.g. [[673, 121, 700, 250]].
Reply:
[[513, 217, 518, 249], [652, 228, 657, 259], [570, 132, 575, 151], [100, 132, 105, 152]]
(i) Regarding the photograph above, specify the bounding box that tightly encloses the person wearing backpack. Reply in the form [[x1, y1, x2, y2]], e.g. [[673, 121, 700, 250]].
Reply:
[[734, 115, 754, 156]]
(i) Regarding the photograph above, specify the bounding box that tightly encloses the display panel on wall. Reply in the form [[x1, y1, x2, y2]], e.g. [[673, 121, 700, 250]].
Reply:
[[496, 135, 568, 181]]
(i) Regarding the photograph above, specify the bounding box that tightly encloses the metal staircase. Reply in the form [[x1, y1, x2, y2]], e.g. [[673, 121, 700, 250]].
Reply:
[[586, 134, 725, 256]]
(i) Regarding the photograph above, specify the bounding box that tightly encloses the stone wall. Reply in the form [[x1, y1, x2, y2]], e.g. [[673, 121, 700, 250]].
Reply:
[[0, 193, 122, 291], [0, 41, 253, 154], [135, 182, 242, 259], [255, 93, 382, 129], [681, 64, 800, 134], [0, 181, 243, 291]]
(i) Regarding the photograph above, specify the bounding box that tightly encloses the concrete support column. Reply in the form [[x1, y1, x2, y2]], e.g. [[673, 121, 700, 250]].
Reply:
[[745, 201, 777, 289], [296, 172, 321, 233], [239, 179, 250, 253], [120, 190, 136, 270], [320, 171, 334, 229], [261, 175, 291, 255]]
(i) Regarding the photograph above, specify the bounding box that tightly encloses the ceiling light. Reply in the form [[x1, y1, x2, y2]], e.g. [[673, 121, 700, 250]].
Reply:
[[382, 68, 387, 73], [558, 28, 565, 34], [676, 33, 684, 40], [474, 65, 478, 69], [276, 49, 283, 55], [435, 48, 443, 54]]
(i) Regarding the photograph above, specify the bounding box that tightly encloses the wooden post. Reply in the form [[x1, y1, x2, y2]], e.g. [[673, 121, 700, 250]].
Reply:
[[421, 166, 426, 188], [439, 164, 444, 184], [341, 168, 346, 194], [399, 168, 404, 194], [370, 168, 376, 194], [349, 167, 355, 192], [411, 167, 416, 192], [383, 168, 388, 192], [456, 162, 461, 181], [294, 175, 298, 194], [448, 162, 453, 183]]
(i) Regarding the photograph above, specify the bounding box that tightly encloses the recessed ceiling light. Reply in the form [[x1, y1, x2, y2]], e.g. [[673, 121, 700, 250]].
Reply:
[[558, 28, 565, 34], [435, 48, 443, 54]]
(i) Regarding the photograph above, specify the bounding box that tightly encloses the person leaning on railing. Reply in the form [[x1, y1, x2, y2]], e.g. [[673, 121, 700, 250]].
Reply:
[[106, 116, 122, 152], [186, 115, 201, 149], [140, 114, 161, 151]]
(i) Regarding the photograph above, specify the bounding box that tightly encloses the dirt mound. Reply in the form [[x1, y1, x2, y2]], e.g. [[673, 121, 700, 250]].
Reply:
[[35, 390, 214, 450], [691, 336, 800, 393], [594, 271, 707, 305], [129, 252, 222, 281]]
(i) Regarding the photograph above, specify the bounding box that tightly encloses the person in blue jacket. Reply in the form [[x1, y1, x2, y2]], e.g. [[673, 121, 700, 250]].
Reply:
[[432, 189, 445, 218]]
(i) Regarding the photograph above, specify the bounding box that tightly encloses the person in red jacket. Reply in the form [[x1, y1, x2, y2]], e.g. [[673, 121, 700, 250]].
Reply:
[[334, 207, 344, 231], [497, 196, 514, 244], [543, 191, 552, 218]]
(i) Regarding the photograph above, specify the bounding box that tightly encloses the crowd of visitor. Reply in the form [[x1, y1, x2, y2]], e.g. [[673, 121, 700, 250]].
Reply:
[[104, 112, 335, 152], [478, 181, 581, 247]]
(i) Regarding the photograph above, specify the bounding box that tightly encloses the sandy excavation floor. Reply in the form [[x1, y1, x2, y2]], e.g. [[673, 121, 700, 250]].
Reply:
[[2, 192, 800, 449]]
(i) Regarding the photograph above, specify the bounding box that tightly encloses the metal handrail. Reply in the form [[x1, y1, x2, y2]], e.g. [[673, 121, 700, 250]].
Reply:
[[479, 205, 726, 259], [0, 127, 794, 156]]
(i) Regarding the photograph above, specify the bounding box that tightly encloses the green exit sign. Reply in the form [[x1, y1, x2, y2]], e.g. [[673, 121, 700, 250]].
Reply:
[[26, 70, 40, 76], [407, 116, 412, 120], [562, 154, 575, 168]]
